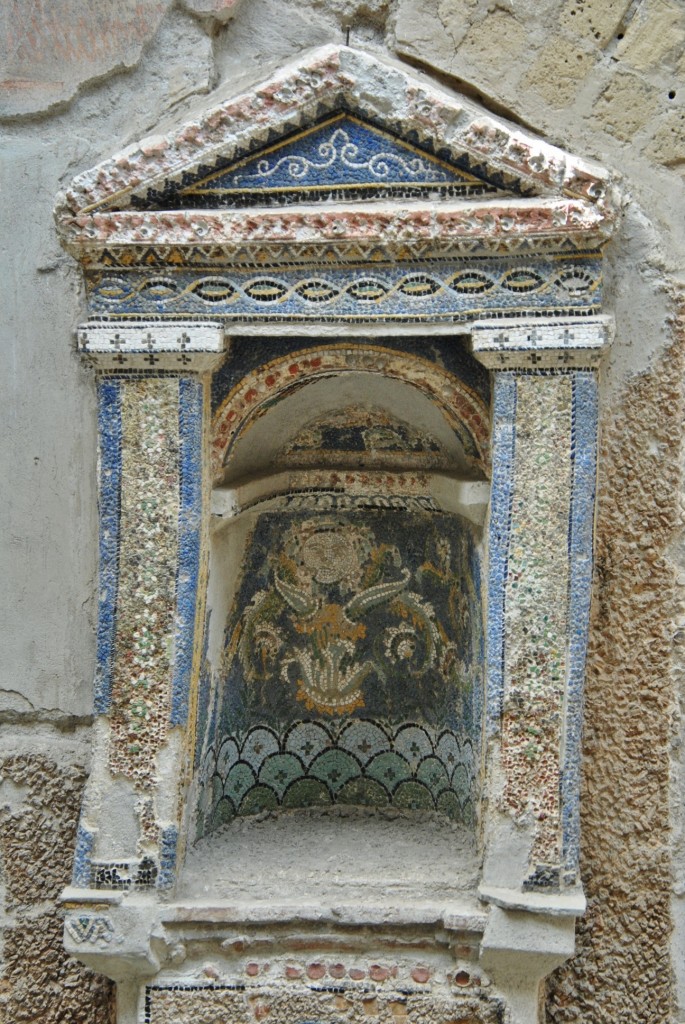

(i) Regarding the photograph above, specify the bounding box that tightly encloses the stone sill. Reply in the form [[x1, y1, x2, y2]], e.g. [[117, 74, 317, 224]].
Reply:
[[478, 884, 586, 917]]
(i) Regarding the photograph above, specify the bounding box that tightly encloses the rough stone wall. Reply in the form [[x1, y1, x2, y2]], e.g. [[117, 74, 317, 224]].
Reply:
[[546, 328, 684, 1022], [1, 1, 684, 1022], [0, 730, 115, 1023]]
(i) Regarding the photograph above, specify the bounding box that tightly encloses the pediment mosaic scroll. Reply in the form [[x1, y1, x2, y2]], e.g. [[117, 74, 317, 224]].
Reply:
[[57, 42, 618, 1024]]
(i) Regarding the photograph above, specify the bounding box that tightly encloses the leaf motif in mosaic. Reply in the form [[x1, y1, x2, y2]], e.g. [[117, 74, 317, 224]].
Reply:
[[195, 509, 483, 833]]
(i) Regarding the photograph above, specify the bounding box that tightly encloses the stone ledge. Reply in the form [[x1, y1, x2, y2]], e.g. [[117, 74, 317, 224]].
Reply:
[[478, 884, 586, 917]]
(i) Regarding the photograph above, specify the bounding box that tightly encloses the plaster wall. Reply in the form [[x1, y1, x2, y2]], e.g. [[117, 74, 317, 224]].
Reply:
[[1, 1, 683, 1021]]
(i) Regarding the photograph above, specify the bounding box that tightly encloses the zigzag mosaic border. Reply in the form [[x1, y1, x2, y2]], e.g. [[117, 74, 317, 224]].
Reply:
[[84, 240, 604, 270]]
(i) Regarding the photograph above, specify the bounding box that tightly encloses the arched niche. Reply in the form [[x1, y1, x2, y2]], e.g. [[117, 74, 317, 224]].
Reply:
[[180, 345, 489, 899]]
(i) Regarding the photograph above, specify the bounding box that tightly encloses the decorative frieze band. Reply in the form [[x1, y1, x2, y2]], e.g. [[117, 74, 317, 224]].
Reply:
[[470, 315, 614, 368], [77, 320, 225, 370]]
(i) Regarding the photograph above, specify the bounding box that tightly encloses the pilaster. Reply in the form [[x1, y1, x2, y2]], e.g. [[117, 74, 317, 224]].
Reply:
[[71, 320, 224, 896], [471, 316, 613, 899]]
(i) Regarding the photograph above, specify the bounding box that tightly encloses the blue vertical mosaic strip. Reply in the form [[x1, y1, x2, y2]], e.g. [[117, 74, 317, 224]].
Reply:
[[170, 377, 204, 727], [469, 538, 485, 762], [157, 826, 179, 890], [485, 374, 517, 736], [562, 371, 598, 877], [94, 379, 122, 715], [72, 824, 95, 887]]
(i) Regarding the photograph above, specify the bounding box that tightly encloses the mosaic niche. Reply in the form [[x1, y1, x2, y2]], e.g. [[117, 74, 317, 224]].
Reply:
[[280, 406, 447, 470], [196, 507, 483, 837]]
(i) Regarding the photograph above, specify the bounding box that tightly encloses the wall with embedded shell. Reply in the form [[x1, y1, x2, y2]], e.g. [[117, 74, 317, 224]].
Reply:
[[1, 2, 684, 1023]]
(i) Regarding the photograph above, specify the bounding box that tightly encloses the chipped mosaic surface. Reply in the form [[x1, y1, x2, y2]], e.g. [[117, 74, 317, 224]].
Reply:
[[85, 255, 602, 323], [65, 202, 611, 258], [211, 342, 490, 479], [196, 510, 482, 833], [143, 984, 503, 1024], [500, 373, 572, 868], [281, 405, 446, 469], [95, 374, 206, 791], [175, 113, 501, 206], [561, 372, 599, 878], [55, 44, 613, 235], [212, 335, 490, 413], [108, 377, 180, 781]]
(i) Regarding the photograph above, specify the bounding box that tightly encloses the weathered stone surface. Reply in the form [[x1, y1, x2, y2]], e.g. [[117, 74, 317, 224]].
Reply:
[[393, 0, 477, 57], [455, 11, 528, 73], [180, 0, 243, 23], [0, 741, 115, 1023], [546, 328, 682, 1022], [557, 0, 632, 48], [0, 0, 169, 118], [615, 0, 685, 72], [645, 108, 685, 167], [593, 71, 661, 142], [522, 38, 597, 108]]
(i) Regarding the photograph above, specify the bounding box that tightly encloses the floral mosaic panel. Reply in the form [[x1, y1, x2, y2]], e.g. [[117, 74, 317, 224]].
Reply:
[[196, 510, 483, 835]]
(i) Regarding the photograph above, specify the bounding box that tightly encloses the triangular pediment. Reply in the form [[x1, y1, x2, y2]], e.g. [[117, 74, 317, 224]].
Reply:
[[56, 44, 614, 235], [141, 112, 506, 209]]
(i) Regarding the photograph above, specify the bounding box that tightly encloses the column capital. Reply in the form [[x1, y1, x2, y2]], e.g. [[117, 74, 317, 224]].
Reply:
[[469, 315, 614, 370], [76, 320, 226, 371]]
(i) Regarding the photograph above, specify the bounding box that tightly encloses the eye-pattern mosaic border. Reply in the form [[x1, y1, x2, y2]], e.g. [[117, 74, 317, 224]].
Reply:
[[85, 258, 601, 322]]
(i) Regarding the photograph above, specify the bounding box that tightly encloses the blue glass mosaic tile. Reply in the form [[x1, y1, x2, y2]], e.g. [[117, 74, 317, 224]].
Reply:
[[485, 374, 517, 736], [86, 255, 602, 323], [170, 377, 204, 728], [168, 114, 502, 207], [561, 371, 598, 877], [94, 380, 122, 715]]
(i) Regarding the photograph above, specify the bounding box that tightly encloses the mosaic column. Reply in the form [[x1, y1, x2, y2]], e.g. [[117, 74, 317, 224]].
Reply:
[[70, 320, 224, 896], [470, 316, 612, 902]]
